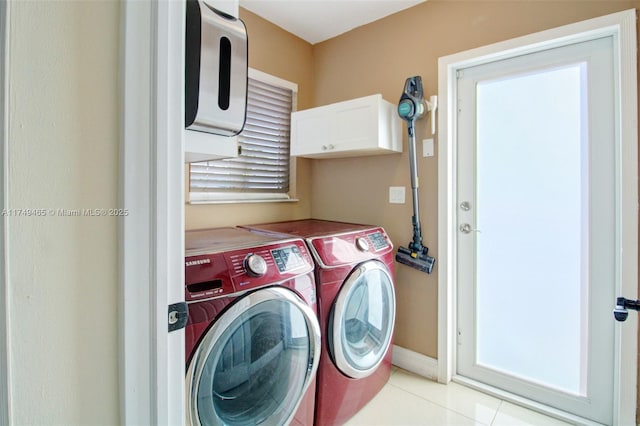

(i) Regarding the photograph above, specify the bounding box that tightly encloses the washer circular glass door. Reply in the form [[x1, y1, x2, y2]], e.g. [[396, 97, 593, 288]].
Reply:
[[329, 260, 395, 379], [186, 287, 321, 426]]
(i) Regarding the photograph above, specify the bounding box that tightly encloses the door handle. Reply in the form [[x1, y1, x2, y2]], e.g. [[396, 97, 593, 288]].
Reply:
[[613, 297, 640, 322]]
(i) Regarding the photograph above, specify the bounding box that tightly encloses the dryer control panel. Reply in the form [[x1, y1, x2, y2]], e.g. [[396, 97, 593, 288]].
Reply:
[[271, 245, 307, 272], [185, 239, 314, 301], [308, 227, 393, 268]]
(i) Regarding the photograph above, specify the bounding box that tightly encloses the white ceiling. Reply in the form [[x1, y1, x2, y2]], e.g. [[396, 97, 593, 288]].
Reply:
[[239, 0, 426, 45]]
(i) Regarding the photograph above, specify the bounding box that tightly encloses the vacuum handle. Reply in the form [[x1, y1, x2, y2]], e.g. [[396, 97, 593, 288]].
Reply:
[[406, 123, 423, 251], [403, 76, 424, 102], [398, 76, 426, 127]]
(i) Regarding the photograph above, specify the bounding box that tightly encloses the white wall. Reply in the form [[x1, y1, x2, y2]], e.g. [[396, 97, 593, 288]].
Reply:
[[7, 1, 120, 423]]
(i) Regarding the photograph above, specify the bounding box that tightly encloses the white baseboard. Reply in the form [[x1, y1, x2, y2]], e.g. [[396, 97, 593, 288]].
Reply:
[[391, 345, 438, 381]]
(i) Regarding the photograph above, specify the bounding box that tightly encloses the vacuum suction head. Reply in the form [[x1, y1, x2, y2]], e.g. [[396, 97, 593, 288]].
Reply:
[[396, 245, 435, 274]]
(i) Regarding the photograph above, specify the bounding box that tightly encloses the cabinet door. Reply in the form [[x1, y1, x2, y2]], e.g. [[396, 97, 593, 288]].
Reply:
[[334, 98, 378, 152], [290, 108, 333, 157]]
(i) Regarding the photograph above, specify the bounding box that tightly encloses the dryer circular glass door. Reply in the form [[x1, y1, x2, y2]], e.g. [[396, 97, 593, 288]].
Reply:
[[186, 287, 321, 426], [329, 260, 396, 379]]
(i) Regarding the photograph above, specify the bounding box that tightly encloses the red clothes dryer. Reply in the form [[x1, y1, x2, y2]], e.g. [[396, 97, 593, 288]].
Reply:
[[185, 227, 321, 426], [241, 220, 396, 425]]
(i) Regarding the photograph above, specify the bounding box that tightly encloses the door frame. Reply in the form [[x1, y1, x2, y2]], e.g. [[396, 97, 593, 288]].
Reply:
[[437, 9, 638, 424], [119, 1, 185, 424], [0, 0, 9, 424]]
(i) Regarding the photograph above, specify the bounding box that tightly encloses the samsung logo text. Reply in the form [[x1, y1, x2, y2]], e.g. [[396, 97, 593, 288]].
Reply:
[[186, 258, 211, 267]]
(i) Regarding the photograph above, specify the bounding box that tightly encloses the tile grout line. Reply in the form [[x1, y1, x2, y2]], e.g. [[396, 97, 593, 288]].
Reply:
[[489, 399, 504, 426]]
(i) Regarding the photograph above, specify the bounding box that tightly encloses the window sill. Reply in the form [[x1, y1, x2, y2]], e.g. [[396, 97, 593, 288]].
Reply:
[[188, 192, 299, 205]]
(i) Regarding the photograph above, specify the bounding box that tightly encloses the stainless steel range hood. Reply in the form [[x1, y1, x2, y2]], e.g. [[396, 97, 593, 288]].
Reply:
[[185, 0, 248, 137]]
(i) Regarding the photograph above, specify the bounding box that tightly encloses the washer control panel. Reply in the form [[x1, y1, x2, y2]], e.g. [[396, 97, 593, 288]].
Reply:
[[185, 239, 313, 301]]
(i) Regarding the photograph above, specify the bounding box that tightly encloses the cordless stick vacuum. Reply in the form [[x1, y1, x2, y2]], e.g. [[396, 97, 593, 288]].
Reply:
[[395, 76, 436, 274]]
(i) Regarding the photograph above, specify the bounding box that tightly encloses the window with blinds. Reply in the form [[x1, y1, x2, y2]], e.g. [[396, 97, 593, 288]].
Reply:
[[189, 70, 297, 202]]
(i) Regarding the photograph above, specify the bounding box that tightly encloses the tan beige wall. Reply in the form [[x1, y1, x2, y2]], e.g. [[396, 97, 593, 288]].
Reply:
[[185, 9, 314, 230], [310, 0, 640, 358], [8, 1, 120, 423]]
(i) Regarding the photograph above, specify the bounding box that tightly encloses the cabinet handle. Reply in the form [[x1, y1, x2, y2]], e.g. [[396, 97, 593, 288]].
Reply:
[[322, 144, 335, 151]]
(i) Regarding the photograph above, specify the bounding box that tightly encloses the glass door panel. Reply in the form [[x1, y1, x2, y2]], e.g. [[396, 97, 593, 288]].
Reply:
[[475, 63, 588, 395]]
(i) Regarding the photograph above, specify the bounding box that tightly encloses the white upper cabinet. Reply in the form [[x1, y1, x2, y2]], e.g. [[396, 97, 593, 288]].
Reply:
[[291, 94, 402, 159]]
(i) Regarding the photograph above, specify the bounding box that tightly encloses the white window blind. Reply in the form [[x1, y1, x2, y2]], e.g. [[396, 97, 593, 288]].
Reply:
[[189, 70, 296, 202]]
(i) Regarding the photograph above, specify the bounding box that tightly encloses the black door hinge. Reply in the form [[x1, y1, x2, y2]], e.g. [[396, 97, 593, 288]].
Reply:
[[168, 302, 188, 332]]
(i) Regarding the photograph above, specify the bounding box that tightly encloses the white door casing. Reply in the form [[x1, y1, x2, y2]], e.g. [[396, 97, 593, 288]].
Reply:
[[120, 1, 185, 424], [0, 0, 9, 424], [437, 9, 637, 425]]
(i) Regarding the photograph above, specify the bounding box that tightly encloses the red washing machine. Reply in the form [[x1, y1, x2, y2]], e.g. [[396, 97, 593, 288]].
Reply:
[[241, 220, 396, 425], [185, 227, 321, 426]]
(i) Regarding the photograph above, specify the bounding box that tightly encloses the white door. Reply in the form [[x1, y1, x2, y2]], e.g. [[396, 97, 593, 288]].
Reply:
[[456, 36, 617, 424]]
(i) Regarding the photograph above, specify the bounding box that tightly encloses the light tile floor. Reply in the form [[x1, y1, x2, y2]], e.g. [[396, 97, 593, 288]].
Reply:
[[345, 367, 573, 426]]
